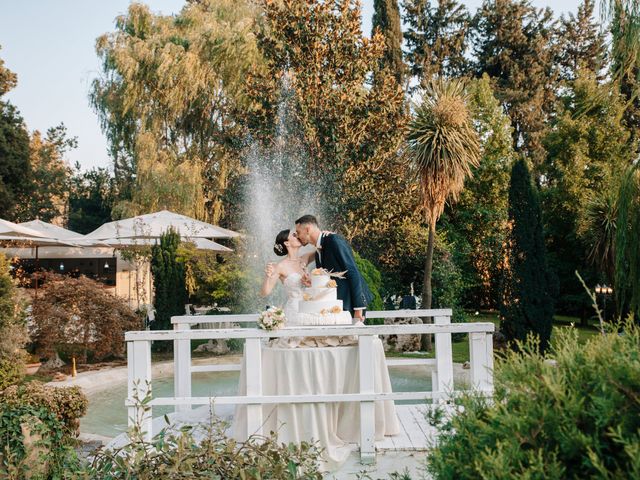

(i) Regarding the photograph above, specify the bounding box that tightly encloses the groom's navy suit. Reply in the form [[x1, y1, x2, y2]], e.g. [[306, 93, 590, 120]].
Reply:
[[315, 233, 373, 315]]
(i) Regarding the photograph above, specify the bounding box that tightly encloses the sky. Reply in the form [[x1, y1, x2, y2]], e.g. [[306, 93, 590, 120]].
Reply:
[[0, 0, 588, 172]]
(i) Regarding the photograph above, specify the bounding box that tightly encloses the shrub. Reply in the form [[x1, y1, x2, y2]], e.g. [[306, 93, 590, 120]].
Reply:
[[426, 321, 640, 479], [1, 381, 88, 436], [30, 273, 142, 363], [88, 419, 323, 479], [354, 252, 384, 324], [0, 254, 28, 390], [85, 387, 324, 479], [0, 359, 24, 393]]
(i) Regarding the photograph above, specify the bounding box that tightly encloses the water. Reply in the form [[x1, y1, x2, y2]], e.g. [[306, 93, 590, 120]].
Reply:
[[80, 368, 432, 438], [241, 76, 329, 310]]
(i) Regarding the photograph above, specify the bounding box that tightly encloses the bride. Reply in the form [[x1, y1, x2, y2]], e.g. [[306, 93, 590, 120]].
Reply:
[[259, 229, 314, 325]]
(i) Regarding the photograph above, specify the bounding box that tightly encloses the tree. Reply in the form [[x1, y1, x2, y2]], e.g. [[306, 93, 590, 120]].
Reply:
[[500, 159, 554, 351], [0, 47, 31, 221], [608, 1, 640, 140], [244, 0, 410, 258], [615, 164, 640, 320], [151, 229, 187, 333], [403, 0, 470, 82], [92, 0, 262, 222], [445, 74, 514, 309], [558, 0, 607, 82], [13, 125, 75, 223], [68, 166, 116, 234], [543, 71, 633, 316], [472, 0, 559, 170], [31, 274, 141, 363], [372, 0, 405, 82], [406, 78, 480, 350]]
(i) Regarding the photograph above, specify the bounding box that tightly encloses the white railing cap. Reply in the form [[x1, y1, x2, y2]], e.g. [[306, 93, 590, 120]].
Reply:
[[170, 309, 454, 325], [126, 322, 494, 341]]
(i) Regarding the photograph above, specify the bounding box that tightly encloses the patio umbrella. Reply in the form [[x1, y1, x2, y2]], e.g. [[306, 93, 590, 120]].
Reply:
[[102, 236, 233, 252], [0, 219, 79, 296], [83, 210, 240, 241]]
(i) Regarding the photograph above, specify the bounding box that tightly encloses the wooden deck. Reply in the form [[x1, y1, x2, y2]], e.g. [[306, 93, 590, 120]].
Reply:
[[376, 404, 436, 452]]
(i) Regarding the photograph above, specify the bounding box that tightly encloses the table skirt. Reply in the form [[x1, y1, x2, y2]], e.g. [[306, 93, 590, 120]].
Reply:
[[233, 338, 400, 470]]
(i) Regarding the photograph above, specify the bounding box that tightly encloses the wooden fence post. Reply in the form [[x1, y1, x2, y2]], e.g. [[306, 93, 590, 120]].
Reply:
[[174, 322, 192, 413], [434, 315, 454, 402], [245, 337, 263, 437], [469, 332, 494, 393], [358, 334, 376, 464], [127, 339, 152, 441]]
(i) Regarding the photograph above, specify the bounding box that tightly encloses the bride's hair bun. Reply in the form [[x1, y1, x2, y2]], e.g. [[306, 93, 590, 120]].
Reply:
[[274, 229, 290, 256]]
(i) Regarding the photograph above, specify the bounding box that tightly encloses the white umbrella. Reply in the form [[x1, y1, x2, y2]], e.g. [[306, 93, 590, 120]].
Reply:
[[0, 219, 80, 296], [102, 236, 233, 252], [84, 210, 240, 241]]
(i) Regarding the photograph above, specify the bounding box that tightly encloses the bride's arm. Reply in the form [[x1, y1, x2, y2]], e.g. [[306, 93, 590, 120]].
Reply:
[[301, 250, 316, 266], [260, 262, 280, 297]]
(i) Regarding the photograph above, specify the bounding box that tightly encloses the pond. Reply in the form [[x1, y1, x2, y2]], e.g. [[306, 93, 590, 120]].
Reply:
[[80, 367, 433, 438]]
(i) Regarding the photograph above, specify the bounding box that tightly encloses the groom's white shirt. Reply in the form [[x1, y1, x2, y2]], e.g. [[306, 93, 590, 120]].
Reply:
[[317, 232, 363, 312]]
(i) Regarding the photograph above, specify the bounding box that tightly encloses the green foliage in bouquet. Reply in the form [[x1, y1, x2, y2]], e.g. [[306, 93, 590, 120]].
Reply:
[[426, 320, 640, 479]]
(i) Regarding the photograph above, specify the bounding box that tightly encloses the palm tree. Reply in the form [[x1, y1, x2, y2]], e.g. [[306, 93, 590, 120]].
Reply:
[[579, 185, 618, 285], [407, 78, 480, 351]]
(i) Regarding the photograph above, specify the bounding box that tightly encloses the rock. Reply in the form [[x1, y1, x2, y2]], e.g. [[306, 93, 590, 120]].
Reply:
[[379, 316, 423, 353], [51, 372, 68, 382], [40, 352, 65, 370], [194, 340, 230, 355]]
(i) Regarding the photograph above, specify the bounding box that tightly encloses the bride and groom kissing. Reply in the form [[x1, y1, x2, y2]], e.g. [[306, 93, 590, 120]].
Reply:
[[260, 214, 373, 323]]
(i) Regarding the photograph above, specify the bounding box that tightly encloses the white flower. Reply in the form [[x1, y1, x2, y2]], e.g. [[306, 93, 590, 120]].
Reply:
[[257, 306, 286, 331]]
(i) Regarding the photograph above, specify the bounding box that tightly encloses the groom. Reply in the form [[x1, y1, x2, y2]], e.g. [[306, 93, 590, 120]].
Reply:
[[294, 215, 373, 322]]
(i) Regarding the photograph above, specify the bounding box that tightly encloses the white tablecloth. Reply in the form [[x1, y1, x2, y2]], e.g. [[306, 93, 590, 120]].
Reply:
[[233, 338, 400, 470]]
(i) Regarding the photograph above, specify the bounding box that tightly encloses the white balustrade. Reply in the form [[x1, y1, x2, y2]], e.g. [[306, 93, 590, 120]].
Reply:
[[124, 309, 495, 464]]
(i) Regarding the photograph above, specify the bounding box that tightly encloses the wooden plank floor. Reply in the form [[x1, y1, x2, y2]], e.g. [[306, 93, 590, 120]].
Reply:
[[376, 404, 437, 451]]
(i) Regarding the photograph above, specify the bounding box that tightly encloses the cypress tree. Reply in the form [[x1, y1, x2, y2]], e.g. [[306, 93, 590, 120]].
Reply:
[[372, 0, 405, 82], [500, 159, 554, 351], [403, 0, 470, 82], [151, 228, 187, 333]]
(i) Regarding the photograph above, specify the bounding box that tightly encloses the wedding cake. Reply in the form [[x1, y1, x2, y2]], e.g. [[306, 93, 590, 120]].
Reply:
[[291, 268, 352, 326]]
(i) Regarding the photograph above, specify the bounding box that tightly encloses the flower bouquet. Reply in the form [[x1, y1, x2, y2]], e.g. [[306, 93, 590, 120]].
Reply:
[[257, 306, 286, 331]]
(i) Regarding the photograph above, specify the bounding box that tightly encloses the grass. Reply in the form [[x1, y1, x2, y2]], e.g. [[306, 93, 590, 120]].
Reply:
[[388, 311, 600, 363]]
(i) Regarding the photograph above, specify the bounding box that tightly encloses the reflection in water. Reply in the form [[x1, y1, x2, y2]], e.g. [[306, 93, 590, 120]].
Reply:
[[81, 368, 432, 437]]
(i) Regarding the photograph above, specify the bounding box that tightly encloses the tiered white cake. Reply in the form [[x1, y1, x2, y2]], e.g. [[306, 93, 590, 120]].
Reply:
[[294, 269, 352, 326]]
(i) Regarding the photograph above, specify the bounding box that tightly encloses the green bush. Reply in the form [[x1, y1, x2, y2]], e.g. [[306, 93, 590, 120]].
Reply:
[[1, 382, 88, 436], [0, 358, 24, 392], [354, 252, 384, 326], [0, 254, 28, 390], [87, 418, 323, 479], [426, 321, 640, 479]]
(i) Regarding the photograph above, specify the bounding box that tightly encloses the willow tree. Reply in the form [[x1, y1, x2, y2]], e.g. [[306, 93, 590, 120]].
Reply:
[[407, 78, 480, 350], [92, 0, 262, 222], [615, 164, 640, 319]]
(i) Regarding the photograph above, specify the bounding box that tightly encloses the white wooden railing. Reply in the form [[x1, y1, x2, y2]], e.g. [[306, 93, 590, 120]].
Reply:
[[125, 309, 494, 463]]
